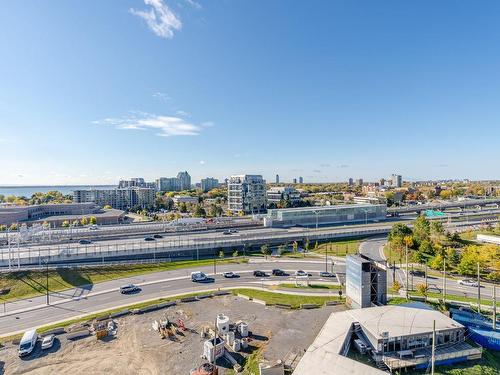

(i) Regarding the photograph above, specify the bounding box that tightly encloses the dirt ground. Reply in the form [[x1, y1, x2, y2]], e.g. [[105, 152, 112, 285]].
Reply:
[[0, 295, 345, 375]]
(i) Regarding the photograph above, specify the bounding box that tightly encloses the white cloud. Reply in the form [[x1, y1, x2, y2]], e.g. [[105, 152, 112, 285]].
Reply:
[[199, 160, 206, 165], [130, 0, 182, 39], [94, 112, 207, 137], [176, 110, 190, 117]]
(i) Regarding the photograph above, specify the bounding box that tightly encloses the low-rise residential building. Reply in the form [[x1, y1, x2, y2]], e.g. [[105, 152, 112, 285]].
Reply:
[[172, 195, 199, 205], [227, 174, 266, 214], [266, 186, 301, 206]]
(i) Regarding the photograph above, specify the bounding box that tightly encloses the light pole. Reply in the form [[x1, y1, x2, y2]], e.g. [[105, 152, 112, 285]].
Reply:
[[44, 259, 49, 305]]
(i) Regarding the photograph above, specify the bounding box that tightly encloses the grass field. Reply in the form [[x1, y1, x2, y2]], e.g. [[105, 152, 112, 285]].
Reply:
[[231, 288, 342, 308], [0, 258, 248, 302], [312, 239, 360, 256], [276, 283, 341, 290]]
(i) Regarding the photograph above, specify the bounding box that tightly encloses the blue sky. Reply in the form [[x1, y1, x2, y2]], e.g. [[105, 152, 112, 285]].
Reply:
[[1, 0, 500, 185]]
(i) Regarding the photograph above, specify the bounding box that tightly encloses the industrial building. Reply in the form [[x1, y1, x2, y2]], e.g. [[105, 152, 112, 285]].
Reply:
[[345, 254, 387, 308], [293, 304, 482, 374], [227, 175, 267, 214], [264, 204, 387, 227]]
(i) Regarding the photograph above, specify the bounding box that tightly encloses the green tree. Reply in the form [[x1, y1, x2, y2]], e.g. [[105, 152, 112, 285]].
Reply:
[[80, 217, 88, 226], [413, 215, 430, 244], [179, 202, 188, 213], [61, 220, 70, 228], [292, 241, 298, 254], [446, 247, 460, 267], [232, 250, 239, 258], [412, 249, 428, 264], [429, 254, 444, 270], [9, 223, 18, 231], [419, 240, 434, 256], [219, 250, 225, 259], [89, 216, 97, 225], [388, 223, 412, 243], [0, 225, 7, 231], [193, 205, 206, 217], [260, 244, 271, 259], [277, 244, 286, 256]]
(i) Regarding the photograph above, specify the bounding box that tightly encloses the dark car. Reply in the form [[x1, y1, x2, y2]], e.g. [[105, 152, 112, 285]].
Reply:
[[79, 239, 92, 245], [253, 270, 268, 277], [223, 230, 232, 235], [120, 284, 139, 294], [272, 269, 286, 276], [319, 271, 335, 278], [153, 234, 163, 239], [144, 237, 155, 241], [409, 270, 425, 277]]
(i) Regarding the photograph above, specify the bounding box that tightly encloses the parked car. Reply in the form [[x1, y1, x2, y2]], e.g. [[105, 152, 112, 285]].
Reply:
[[153, 234, 163, 239], [457, 279, 479, 287], [41, 334, 55, 350], [253, 270, 267, 277], [120, 284, 139, 294], [18, 329, 38, 357], [144, 237, 155, 241], [272, 269, 286, 276], [223, 271, 239, 278], [319, 271, 335, 278], [191, 271, 208, 282], [79, 239, 92, 245], [295, 270, 308, 277]]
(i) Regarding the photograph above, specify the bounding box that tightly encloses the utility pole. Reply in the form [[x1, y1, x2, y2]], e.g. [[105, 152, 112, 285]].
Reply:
[[431, 320, 436, 375], [425, 264, 428, 302], [405, 243, 409, 299], [493, 285, 497, 331], [443, 258, 446, 305], [477, 262, 481, 314], [325, 242, 328, 272], [45, 260, 49, 305]]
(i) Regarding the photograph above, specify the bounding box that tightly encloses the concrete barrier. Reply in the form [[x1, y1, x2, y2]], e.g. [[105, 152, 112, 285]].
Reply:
[[300, 304, 320, 309], [196, 294, 213, 300], [180, 296, 197, 303], [138, 304, 162, 314], [66, 330, 91, 340], [213, 291, 231, 296], [110, 309, 130, 318], [275, 303, 293, 309], [130, 308, 141, 314], [325, 301, 342, 306], [252, 298, 266, 306], [157, 301, 176, 309], [43, 327, 66, 336], [95, 315, 110, 321], [237, 294, 251, 300]]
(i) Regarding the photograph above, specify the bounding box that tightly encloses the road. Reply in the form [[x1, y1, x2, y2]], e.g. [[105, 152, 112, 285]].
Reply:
[[0, 259, 346, 337]]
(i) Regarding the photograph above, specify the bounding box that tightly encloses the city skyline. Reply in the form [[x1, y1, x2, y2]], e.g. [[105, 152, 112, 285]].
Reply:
[[2, 1, 500, 185]]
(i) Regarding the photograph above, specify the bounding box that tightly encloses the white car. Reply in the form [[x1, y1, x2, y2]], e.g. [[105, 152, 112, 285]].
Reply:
[[41, 334, 55, 350], [295, 270, 308, 277], [223, 271, 238, 278], [191, 271, 208, 282], [457, 279, 479, 287]]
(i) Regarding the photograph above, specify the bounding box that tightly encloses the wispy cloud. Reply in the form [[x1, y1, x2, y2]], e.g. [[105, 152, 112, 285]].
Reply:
[[313, 169, 322, 174], [199, 160, 206, 165], [94, 111, 210, 137], [153, 92, 171, 102], [176, 110, 190, 117], [130, 0, 182, 39], [337, 164, 349, 168], [185, 0, 202, 10]]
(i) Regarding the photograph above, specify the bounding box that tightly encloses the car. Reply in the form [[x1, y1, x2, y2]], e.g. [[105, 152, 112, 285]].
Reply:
[[272, 269, 286, 276], [253, 270, 267, 277], [18, 329, 38, 357], [223, 271, 239, 278], [153, 234, 163, 239], [144, 237, 155, 241], [222, 230, 232, 235], [229, 229, 238, 234], [79, 239, 92, 245], [409, 270, 425, 277], [295, 270, 308, 277], [41, 334, 55, 350], [191, 271, 208, 282], [120, 284, 139, 294], [319, 271, 335, 278], [457, 279, 479, 287], [89, 225, 99, 230]]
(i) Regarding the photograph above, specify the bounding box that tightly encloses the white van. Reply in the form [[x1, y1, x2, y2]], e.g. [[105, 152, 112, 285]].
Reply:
[[191, 271, 207, 282], [18, 329, 38, 357]]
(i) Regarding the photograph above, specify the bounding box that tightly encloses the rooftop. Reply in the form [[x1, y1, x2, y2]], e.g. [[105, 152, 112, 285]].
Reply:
[[268, 203, 385, 214]]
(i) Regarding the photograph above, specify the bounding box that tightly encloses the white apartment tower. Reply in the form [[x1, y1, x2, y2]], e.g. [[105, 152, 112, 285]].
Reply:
[[227, 175, 267, 214]]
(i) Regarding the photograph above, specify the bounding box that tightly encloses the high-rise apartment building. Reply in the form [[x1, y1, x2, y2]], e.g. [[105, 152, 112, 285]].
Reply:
[[389, 174, 402, 188], [177, 171, 191, 190], [356, 178, 364, 186], [227, 175, 266, 214], [201, 177, 219, 192], [299, 176, 303, 184], [348, 178, 353, 186], [293, 178, 297, 184], [275, 174, 280, 184], [155, 171, 192, 192]]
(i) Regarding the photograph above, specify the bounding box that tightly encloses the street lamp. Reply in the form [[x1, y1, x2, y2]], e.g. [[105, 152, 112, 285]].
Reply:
[[44, 259, 49, 305]]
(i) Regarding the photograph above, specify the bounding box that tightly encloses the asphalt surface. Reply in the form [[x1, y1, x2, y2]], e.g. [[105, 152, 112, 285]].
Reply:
[[0, 259, 346, 337]]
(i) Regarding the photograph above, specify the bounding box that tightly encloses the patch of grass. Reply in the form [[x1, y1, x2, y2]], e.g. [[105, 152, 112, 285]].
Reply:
[[0, 258, 248, 302], [277, 283, 341, 290], [231, 288, 342, 308], [313, 239, 360, 256]]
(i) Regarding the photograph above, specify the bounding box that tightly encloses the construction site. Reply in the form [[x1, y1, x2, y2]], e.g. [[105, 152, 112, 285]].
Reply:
[[0, 293, 344, 374]]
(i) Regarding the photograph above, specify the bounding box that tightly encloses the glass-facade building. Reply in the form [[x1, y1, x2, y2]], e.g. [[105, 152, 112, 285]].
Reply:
[[264, 203, 387, 227]]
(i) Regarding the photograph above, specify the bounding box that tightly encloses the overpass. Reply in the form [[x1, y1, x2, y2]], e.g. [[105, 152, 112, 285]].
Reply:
[[388, 198, 500, 215]]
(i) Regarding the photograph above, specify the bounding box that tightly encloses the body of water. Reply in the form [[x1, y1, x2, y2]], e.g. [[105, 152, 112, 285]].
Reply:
[[0, 185, 115, 197]]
